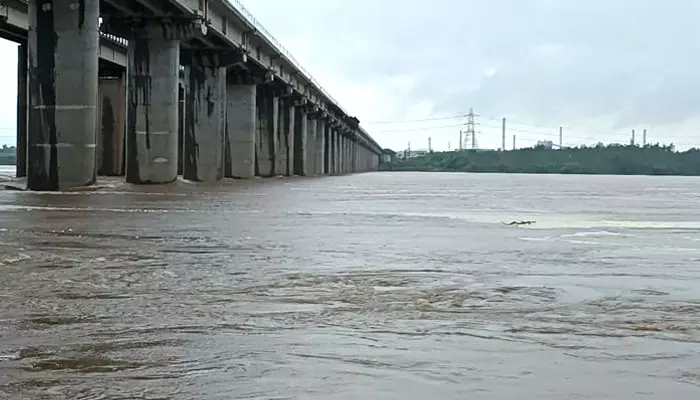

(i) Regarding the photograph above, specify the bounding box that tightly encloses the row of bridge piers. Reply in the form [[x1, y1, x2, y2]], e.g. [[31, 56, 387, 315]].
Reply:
[[15, 1, 379, 191]]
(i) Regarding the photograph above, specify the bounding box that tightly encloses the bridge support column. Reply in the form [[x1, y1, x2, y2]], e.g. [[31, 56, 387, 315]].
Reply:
[[100, 16, 203, 184], [125, 37, 180, 184], [182, 51, 230, 182], [279, 100, 295, 176], [272, 96, 287, 176], [16, 43, 27, 178], [352, 141, 358, 172], [225, 83, 256, 178], [97, 74, 126, 176], [316, 119, 326, 175], [293, 107, 308, 176], [350, 140, 355, 173], [343, 136, 350, 174], [255, 86, 277, 177], [324, 124, 331, 174], [359, 146, 367, 172], [177, 83, 185, 176], [337, 134, 344, 174], [305, 114, 317, 175], [26, 0, 99, 190], [358, 145, 364, 172], [327, 126, 337, 175], [333, 129, 343, 175]]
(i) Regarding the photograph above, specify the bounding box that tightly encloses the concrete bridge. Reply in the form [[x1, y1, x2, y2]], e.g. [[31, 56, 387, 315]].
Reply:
[[0, 0, 382, 191]]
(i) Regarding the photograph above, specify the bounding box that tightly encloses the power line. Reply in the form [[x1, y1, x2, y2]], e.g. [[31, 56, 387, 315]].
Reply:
[[375, 123, 467, 133], [364, 114, 468, 124]]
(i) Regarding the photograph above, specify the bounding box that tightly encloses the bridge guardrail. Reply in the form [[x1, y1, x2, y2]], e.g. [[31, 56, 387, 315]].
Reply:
[[99, 30, 128, 47]]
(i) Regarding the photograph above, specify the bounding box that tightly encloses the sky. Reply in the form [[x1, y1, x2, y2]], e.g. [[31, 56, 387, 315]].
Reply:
[[237, 0, 700, 152], [1, 0, 699, 152]]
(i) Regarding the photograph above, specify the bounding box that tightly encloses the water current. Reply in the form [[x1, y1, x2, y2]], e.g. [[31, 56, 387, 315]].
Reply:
[[1, 167, 699, 399]]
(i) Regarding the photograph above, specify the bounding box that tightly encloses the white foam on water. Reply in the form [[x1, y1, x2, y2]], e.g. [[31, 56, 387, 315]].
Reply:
[[0, 204, 174, 214], [0, 252, 31, 265], [562, 230, 622, 238], [517, 236, 553, 242], [290, 209, 700, 231], [564, 239, 600, 245]]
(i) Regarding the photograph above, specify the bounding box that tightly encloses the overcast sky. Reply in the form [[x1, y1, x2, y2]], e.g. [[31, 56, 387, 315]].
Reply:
[[240, 0, 700, 151], [0, 0, 698, 152]]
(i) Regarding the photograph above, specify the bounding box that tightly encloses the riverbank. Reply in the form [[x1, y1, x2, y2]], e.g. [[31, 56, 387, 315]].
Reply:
[[0, 146, 15, 166], [381, 144, 700, 176]]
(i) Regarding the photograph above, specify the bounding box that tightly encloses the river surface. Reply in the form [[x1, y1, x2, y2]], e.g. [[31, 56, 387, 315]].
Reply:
[[1, 167, 699, 399]]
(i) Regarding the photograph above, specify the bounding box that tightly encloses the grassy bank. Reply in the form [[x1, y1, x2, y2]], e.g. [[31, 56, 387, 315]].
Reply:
[[0, 146, 15, 166], [381, 144, 700, 176]]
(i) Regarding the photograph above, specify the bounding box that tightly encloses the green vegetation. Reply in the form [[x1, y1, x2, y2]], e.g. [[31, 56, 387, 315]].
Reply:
[[381, 143, 700, 176], [0, 145, 16, 166]]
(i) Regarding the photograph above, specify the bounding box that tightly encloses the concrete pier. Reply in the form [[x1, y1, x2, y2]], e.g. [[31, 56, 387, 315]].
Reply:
[[326, 127, 334, 175], [293, 107, 308, 176], [97, 75, 126, 176], [225, 84, 256, 178], [177, 83, 185, 176], [315, 119, 326, 175], [16, 43, 27, 178], [255, 86, 276, 177], [274, 99, 288, 176], [26, 0, 99, 190], [333, 129, 340, 175], [324, 124, 331, 174], [125, 36, 180, 184], [182, 51, 227, 182], [340, 135, 347, 174], [279, 100, 295, 176], [337, 133, 343, 174], [306, 114, 317, 175], [345, 135, 352, 173], [352, 140, 357, 173]]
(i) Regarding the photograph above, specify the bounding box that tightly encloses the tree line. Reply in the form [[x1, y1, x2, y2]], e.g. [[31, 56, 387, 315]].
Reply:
[[0, 145, 15, 166], [381, 143, 700, 176]]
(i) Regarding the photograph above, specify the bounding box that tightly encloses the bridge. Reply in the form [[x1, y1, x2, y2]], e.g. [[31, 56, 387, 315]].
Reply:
[[0, 0, 382, 191]]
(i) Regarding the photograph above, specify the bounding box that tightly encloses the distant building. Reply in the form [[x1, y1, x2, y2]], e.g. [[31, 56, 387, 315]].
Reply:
[[381, 148, 396, 163], [401, 148, 429, 159], [536, 140, 554, 149]]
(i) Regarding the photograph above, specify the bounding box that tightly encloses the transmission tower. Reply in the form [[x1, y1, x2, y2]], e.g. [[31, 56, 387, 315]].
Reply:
[[463, 108, 479, 149]]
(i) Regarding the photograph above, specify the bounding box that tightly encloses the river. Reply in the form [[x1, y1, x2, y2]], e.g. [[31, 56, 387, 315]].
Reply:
[[0, 168, 699, 399]]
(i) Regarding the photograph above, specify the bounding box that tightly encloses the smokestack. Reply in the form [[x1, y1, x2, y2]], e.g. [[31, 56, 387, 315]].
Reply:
[[502, 118, 506, 150]]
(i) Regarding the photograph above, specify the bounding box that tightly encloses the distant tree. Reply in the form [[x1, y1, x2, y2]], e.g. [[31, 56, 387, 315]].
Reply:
[[380, 143, 700, 176]]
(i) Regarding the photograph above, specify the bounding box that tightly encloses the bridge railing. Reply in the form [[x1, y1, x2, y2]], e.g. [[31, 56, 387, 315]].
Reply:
[[99, 30, 128, 47]]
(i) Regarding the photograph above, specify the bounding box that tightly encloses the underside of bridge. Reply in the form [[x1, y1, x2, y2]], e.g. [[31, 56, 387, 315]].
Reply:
[[2, 0, 381, 190]]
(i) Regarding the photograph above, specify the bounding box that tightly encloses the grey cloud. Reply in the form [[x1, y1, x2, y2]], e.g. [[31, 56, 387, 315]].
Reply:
[[245, 0, 700, 134]]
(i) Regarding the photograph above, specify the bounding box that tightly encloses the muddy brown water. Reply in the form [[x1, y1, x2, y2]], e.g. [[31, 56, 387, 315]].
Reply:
[[1, 169, 699, 399]]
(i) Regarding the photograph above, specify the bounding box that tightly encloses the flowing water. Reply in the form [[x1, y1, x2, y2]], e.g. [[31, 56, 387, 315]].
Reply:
[[0, 167, 699, 399]]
